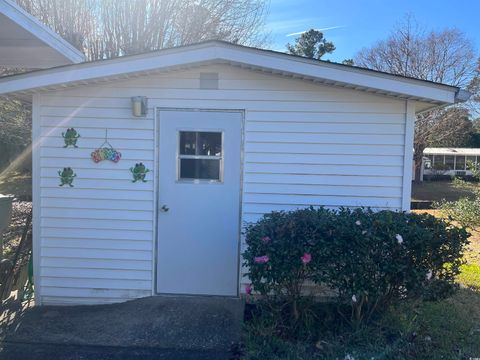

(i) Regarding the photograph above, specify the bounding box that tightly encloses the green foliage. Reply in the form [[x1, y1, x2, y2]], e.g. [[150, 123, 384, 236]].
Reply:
[[435, 172, 480, 229], [451, 176, 468, 188], [286, 29, 335, 59], [243, 208, 470, 329], [467, 159, 480, 181], [243, 208, 334, 322], [0, 98, 31, 171], [436, 196, 480, 229], [244, 289, 480, 360], [467, 130, 480, 148], [317, 208, 469, 326]]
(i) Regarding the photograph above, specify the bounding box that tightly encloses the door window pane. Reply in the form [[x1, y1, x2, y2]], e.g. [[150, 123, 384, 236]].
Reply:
[[197, 132, 222, 156], [179, 131, 222, 156], [180, 159, 220, 180], [179, 131, 197, 155], [178, 131, 223, 181]]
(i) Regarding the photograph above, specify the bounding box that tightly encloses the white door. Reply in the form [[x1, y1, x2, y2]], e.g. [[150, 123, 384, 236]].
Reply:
[[156, 109, 242, 296]]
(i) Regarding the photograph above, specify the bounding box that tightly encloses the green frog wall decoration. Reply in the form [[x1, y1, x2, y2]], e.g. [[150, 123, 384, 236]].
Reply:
[[130, 163, 149, 183], [62, 128, 80, 148], [58, 167, 76, 187]]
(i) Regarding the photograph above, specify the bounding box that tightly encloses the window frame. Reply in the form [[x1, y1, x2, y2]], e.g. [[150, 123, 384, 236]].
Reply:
[[455, 155, 466, 171], [176, 129, 224, 184], [467, 156, 477, 166]]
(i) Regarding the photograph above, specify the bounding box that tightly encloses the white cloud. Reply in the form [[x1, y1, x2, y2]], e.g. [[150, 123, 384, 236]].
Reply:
[[266, 17, 320, 33], [286, 26, 344, 37]]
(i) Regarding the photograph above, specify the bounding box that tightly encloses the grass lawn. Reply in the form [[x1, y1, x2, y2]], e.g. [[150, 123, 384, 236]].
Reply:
[[244, 289, 480, 360], [411, 180, 479, 203], [243, 209, 480, 359]]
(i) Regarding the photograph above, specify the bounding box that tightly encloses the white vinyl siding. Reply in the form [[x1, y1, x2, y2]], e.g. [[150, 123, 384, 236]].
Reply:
[[33, 64, 408, 304]]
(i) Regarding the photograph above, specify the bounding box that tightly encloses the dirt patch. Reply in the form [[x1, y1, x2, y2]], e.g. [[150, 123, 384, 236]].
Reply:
[[0, 171, 31, 201], [2, 201, 32, 259]]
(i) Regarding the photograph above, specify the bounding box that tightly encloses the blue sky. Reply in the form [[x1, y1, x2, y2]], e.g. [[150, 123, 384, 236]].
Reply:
[[266, 0, 480, 63]]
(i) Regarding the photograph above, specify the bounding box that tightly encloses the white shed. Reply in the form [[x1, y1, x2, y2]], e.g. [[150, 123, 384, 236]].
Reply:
[[0, 41, 468, 305]]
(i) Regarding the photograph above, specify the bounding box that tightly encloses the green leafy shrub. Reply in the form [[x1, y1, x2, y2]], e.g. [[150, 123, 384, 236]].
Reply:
[[467, 160, 480, 181], [315, 209, 469, 325], [451, 176, 468, 188], [0, 99, 31, 171], [434, 172, 480, 229], [435, 196, 480, 228], [243, 207, 335, 322], [243, 207, 470, 329]]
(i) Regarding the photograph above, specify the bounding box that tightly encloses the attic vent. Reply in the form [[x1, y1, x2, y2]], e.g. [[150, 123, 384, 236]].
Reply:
[[200, 72, 219, 89]]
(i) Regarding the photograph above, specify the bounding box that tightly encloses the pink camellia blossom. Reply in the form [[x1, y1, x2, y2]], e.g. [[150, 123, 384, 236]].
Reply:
[[352, 294, 357, 303], [246, 284, 253, 295], [261, 236, 271, 243], [301, 253, 312, 264], [254, 255, 269, 264], [355, 220, 361, 226]]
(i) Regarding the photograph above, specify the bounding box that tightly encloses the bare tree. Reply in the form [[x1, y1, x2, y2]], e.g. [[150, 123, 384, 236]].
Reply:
[[5, 0, 267, 172], [468, 58, 480, 117], [15, 0, 269, 61], [355, 15, 477, 182], [15, 0, 98, 52], [427, 108, 473, 147]]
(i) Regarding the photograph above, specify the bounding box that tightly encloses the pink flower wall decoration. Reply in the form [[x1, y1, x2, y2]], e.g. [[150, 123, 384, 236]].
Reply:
[[254, 255, 269, 264], [301, 253, 312, 264]]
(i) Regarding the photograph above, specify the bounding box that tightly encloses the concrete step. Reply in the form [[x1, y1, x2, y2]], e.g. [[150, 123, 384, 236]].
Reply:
[[3, 296, 244, 352]]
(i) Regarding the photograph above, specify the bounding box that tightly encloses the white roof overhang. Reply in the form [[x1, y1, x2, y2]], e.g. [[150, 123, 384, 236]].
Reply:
[[424, 148, 480, 156], [0, 0, 84, 68], [0, 40, 467, 112]]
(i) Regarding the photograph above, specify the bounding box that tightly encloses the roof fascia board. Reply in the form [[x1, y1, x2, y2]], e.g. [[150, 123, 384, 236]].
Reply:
[[0, 0, 85, 64], [221, 42, 458, 91], [0, 45, 216, 94], [0, 41, 458, 104], [423, 148, 480, 155], [216, 45, 456, 104]]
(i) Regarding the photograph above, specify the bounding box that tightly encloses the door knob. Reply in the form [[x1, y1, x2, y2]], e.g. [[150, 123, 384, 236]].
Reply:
[[160, 205, 169, 212]]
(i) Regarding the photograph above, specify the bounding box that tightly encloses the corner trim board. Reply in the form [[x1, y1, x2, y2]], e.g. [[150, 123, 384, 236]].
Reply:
[[401, 100, 415, 211], [32, 92, 42, 304]]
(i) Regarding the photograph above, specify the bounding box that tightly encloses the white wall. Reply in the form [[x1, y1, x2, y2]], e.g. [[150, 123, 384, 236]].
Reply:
[[33, 64, 408, 305]]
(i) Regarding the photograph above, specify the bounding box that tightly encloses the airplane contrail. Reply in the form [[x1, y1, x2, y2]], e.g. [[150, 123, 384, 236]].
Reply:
[[286, 26, 344, 37]]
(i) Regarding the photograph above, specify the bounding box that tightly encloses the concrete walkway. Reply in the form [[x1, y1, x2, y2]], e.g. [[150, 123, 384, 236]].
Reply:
[[0, 295, 244, 359]]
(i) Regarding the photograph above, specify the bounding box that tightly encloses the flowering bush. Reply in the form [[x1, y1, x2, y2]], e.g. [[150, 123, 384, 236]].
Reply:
[[316, 208, 470, 325], [243, 207, 470, 326], [243, 208, 335, 320]]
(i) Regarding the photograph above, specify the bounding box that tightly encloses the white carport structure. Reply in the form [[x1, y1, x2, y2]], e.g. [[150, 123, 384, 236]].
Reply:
[[0, 0, 84, 68], [422, 147, 480, 180]]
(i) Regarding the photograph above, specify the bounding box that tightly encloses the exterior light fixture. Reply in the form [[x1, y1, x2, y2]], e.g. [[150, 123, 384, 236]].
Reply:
[[131, 96, 148, 117]]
